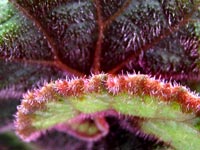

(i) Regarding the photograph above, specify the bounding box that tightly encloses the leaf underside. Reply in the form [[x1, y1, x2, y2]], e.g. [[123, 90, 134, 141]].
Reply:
[[15, 74, 200, 149]]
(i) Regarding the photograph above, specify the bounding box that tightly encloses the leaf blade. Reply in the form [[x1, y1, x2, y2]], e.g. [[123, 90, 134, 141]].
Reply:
[[141, 120, 200, 150], [15, 74, 200, 150]]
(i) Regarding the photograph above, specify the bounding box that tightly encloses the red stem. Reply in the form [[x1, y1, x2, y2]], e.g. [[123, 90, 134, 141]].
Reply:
[[91, 0, 104, 74], [91, 0, 132, 74]]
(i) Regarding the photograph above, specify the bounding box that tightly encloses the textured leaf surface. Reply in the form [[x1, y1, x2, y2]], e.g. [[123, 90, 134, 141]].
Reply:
[[141, 120, 200, 150], [0, 0, 199, 81], [15, 74, 200, 149], [0, 0, 199, 149]]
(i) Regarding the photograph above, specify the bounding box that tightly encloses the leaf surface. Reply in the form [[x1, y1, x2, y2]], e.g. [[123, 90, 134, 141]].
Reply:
[[15, 74, 200, 149], [141, 120, 200, 150], [0, 0, 199, 80], [0, 0, 200, 149]]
